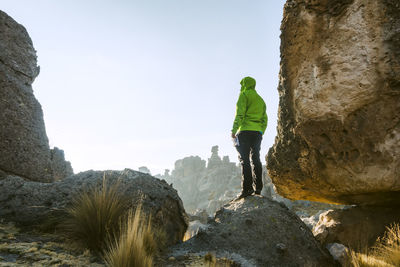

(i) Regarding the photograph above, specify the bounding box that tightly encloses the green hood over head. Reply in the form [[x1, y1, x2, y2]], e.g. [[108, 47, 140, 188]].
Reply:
[[240, 76, 256, 91], [232, 75, 268, 134]]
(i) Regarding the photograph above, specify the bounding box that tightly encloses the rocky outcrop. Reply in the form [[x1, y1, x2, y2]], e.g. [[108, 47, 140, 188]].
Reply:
[[207, 145, 223, 169], [160, 146, 242, 215], [0, 169, 188, 247], [159, 145, 342, 226], [50, 147, 73, 181], [138, 166, 151, 174], [267, 0, 400, 205], [313, 206, 400, 251], [170, 196, 337, 266], [0, 10, 72, 182]]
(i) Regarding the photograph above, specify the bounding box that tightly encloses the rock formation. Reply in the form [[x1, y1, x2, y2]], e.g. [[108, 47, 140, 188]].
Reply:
[[159, 146, 242, 215], [267, 0, 400, 205], [0, 169, 188, 246], [207, 145, 222, 169], [159, 145, 340, 223], [50, 147, 73, 181], [138, 166, 151, 174], [0, 10, 72, 182], [170, 196, 337, 266]]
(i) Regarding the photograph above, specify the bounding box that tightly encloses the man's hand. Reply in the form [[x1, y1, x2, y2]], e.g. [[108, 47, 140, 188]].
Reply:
[[231, 132, 236, 139]]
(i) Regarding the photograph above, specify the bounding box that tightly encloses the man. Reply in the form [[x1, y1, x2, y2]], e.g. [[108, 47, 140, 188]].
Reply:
[[231, 76, 268, 199]]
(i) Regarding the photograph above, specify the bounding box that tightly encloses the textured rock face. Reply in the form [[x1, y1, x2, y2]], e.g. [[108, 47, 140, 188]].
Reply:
[[50, 147, 73, 180], [313, 206, 400, 251], [0, 10, 72, 182], [267, 0, 400, 205], [171, 196, 336, 266], [0, 169, 188, 246]]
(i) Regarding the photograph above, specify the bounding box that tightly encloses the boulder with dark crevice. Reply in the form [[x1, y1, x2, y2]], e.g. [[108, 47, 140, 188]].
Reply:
[[313, 206, 400, 251]]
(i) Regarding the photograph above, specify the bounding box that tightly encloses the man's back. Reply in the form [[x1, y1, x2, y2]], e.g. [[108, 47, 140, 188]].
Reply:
[[232, 76, 268, 135], [239, 89, 267, 132]]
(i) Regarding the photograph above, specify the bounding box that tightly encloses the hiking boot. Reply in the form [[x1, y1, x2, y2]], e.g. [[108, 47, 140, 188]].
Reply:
[[236, 190, 254, 200], [254, 190, 261, 195]]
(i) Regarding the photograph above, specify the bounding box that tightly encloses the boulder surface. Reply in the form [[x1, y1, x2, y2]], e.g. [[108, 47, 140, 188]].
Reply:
[[170, 196, 336, 266], [0, 10, 72, 182], [267, 0, 400, 205], [0, 169, 188, 247], [313, 206, 400, 250]]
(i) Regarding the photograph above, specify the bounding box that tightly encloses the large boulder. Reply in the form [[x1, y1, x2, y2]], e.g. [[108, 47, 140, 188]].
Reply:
[[0, 169, 188, 246], [170, 196, 337, 266], [0, 10, 72, 182], [267, 0, 400, 205], [313, 206, 400, 250]]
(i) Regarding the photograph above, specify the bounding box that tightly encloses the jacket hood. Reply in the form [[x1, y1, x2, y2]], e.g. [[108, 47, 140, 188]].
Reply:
[[240, 76, 256, 91]]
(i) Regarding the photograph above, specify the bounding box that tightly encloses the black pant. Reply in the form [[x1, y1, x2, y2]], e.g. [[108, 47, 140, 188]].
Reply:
[[235, 131, 263, 193]]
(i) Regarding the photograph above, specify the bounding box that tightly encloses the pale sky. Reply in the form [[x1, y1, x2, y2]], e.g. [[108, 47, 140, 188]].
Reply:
[[2, 1, 285, 175]]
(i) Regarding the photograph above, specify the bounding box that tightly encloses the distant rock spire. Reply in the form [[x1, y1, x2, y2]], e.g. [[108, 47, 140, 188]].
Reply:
[[207, 145, 222, 169], [138, 166, 151, 175]]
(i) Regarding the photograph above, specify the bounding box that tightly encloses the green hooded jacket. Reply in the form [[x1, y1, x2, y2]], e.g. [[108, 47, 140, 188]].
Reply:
[[231, 77, 268, 134]]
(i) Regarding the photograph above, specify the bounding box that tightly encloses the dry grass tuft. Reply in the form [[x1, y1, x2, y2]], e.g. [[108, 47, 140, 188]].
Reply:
[[348, 250, 393, 267], [204, 252, 239, 267], [204, 252, 217, 265], [62, 175, 129, 253], [347, 223, 400, 267], [103, 206, 159, 267], [374, 223, 400, 266], [60, 174, 164, 266]]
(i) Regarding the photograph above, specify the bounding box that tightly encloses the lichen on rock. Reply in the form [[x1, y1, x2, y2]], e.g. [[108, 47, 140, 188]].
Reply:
[[0, 221, 105, 266]]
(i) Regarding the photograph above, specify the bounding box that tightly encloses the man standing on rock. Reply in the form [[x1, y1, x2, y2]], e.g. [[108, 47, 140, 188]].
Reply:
[[231, 76, 268, 199]]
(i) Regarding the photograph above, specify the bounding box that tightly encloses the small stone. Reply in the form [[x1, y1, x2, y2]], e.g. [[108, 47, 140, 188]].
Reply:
[[276, 243, 286, 253], [327, 243, 349, 266], [168, 256, 176, 261]]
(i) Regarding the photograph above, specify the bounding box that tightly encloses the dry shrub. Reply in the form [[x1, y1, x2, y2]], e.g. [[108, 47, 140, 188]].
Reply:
[[62, 175, 129, 253], [348, 250, 393, 267], [374, 223, 400, 266], [347, 223, 400, 267], [104, 206, 159, 267], [204, 252, 239, 267]]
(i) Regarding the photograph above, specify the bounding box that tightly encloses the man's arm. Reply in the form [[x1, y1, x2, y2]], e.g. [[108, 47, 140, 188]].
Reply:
[[231, 92, 247, 136], [261, 104, 268, 134]]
